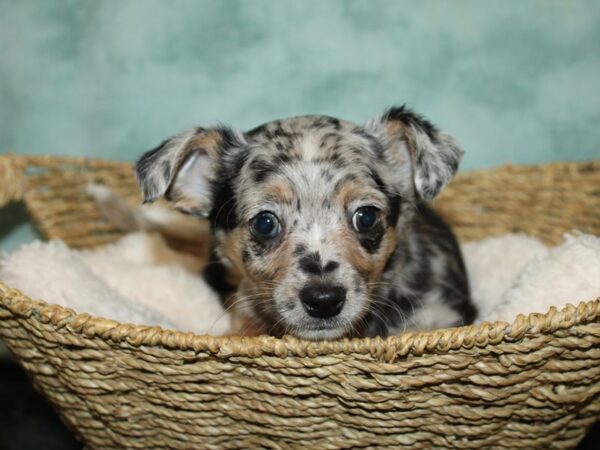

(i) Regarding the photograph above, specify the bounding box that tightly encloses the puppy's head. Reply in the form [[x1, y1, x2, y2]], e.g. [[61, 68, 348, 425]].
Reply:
[[136, 107, 463, 339]]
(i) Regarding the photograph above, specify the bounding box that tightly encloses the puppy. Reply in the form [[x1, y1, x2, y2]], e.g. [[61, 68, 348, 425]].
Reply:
[[135, 106, 477, 339]]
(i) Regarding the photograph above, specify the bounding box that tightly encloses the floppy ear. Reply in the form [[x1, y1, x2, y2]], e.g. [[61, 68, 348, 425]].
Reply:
[[367, 106, 463, 200], [135, 127, 245, 216]]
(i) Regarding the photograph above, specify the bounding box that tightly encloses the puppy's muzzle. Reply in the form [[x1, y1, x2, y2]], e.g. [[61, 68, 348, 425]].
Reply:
[[299, 285, 346, 319]]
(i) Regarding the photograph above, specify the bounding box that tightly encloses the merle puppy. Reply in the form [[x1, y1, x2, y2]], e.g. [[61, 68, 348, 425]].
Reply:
[[136, 106, 476, 339]]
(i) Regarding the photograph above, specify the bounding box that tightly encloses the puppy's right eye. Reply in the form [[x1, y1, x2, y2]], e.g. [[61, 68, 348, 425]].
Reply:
[[251, 211, 282, 240]]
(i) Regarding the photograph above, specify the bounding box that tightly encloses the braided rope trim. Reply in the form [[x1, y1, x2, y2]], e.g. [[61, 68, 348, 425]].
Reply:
[[1, 282, 598, 362]]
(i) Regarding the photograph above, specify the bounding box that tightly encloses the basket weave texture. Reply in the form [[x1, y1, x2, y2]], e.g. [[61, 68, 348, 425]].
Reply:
[[0, 154, 599, 449]]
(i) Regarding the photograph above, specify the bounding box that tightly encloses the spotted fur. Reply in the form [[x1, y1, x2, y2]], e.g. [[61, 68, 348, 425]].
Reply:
[[135, 106, 476, 339]]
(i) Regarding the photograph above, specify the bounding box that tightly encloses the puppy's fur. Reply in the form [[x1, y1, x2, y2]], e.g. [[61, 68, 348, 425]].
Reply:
[[136, 106, 477, 339]]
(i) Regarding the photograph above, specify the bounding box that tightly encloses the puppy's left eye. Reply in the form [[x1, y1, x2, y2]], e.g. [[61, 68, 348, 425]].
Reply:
[[352, 207, 379, 232], [251, 211, 282, 239]]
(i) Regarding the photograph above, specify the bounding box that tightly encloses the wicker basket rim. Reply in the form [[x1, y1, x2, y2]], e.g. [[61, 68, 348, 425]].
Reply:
[[1, 282, 598, 361]]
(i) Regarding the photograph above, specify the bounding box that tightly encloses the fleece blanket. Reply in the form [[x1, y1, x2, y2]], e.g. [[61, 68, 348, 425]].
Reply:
[[1, 231, 599, 335]]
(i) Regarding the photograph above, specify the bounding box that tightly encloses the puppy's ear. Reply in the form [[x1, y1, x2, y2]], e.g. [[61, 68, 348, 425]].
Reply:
[[135, 127, 245, 216], [367, 106, 463, 200]]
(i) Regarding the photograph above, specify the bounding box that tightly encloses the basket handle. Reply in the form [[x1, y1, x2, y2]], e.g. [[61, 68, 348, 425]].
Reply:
[[0, 155, 27, 208]]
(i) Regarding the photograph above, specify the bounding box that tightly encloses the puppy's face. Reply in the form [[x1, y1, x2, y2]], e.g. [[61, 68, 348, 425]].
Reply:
[[223, 117, 404, 339], [136, 107, 463, 339]]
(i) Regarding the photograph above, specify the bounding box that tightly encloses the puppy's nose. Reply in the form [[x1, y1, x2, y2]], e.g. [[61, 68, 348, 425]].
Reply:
[[299, 285, 346, 319]]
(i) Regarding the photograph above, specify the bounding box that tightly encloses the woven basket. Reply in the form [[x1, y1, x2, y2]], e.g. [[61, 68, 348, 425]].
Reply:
[[0, 154, 599, 450]]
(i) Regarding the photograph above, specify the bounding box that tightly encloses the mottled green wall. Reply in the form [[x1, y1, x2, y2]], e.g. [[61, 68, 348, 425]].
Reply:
[[2, 0, 599, 166], [1, 0, 599, 249]]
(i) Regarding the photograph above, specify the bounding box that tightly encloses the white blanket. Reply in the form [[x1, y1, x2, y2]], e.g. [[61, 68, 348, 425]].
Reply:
[[1, 231, 599, 335]]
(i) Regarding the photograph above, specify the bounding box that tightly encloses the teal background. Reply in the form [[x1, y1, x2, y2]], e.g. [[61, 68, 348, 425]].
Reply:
[[1, 0, 599, 250]]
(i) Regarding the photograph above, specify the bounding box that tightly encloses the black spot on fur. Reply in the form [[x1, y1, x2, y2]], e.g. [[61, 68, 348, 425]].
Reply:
[[367, 169, 402, 226], [275, 152, 293, 164], [357, 223, 384, 254], [369, 169, 387, 192], [353, 128, 386, 160], [217, 126, 244, 151], [405, 255, 432, 293], [335, 158, 349, 169], [414, 203, 477, 323], [272, 125, 297, 140], [415, 203, 455, 245], [382, 105, 439, 143], [333, 173, 359, 192], [320, 132, 343, 149], [326, 151, 341, 163], [326, 117, 341, 130], [208, 148, 248, 231], [415, 153, 445, 199], [321, 168, 334, 182], [315, 156, 346, 170], [209, 180, 238, 230], [249, 157, 275, 183], [387, 194, 402, 227], [312, 116, 339, 130], [323, 261, 339, 273], [297, 252, 339, 275], [135, 139, 171, 202], [202, 248, 237, 301], [298, 252, 322, 275], [248, 120, 300, 143], [369, 139, 387, 161]]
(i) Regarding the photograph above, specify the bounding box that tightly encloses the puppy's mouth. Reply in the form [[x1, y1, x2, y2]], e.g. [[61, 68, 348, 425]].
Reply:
[[281, 314, 355, 340], [288, 321, 350, 340]]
